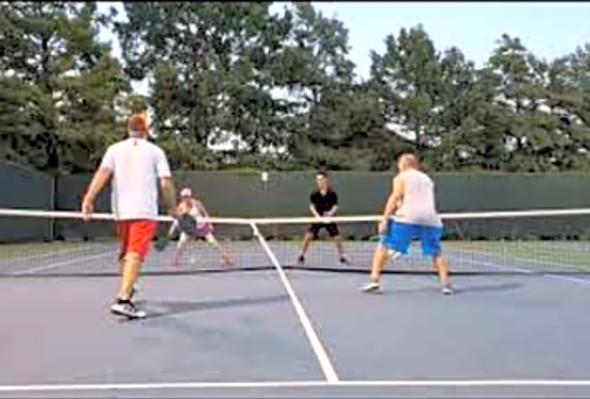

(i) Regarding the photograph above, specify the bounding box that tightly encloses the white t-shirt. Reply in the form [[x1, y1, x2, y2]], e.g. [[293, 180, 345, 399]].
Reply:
[[393, 169, 442, 227], [99, 137, 171, 221]]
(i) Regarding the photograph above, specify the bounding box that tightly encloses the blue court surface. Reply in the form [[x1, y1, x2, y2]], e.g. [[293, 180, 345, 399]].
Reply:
[[1, 242, 590, 398]]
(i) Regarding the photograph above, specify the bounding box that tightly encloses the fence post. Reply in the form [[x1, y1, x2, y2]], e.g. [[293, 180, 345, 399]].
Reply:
[[49, 174, 57, 240]]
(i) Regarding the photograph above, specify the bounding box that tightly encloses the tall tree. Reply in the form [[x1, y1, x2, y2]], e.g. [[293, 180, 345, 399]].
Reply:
[[257, 2, 361, 168], [488, 34, 590, 171], [116, 2, 293, 167], [292, 82, 393, 170], [270, 2, 355, 104], [369, 25, 444, 156], [433, 47, 511, 171], [0, 1, 127, 173]]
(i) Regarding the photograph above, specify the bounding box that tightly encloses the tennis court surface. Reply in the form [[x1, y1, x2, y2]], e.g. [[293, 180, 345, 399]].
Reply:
[[1, 208, 590, 398]]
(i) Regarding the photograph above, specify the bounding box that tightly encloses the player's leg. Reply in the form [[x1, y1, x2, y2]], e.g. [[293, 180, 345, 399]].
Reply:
[[433, 254, 453, 294], [328, 223, 349, 264], [421, 225, 454, 295], [118, 257, 140, 300], [298, 225, 319, 265], [111, 220, 156, 318], [362, 221, 411, 293], [117, 221, 156, 299], [117, 252, 143, 300], [172, 231, 190, 266], [205, 233, 233, 267], [362, 245, 390, 293], [115, 223, 138, 300]]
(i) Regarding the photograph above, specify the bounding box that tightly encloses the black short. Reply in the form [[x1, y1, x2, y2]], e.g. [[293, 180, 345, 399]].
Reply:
[[308, 223, 340, 239]]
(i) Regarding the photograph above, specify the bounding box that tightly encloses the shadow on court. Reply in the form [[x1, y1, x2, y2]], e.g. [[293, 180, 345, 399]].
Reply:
[[141, 295, 289, 320], [0, 272, 323, 388], [1, 265, 590, 399], [376, 281, 524, 296], [452, 282, 524, 294]]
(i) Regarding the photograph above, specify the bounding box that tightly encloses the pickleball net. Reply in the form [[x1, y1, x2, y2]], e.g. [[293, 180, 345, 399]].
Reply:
[[0, 208, 590, 278]]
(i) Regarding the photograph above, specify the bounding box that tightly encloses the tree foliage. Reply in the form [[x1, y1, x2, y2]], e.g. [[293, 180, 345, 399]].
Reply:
[[1, 2, 589, 173], [0, 1, 128, 174]]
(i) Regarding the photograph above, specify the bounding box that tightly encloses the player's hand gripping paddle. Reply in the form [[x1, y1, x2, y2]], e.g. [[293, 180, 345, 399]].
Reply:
[[154, 213, 198, 252], [177, 213, 198, 235]]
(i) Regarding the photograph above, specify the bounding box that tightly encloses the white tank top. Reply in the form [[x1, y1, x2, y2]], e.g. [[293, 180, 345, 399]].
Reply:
[[393, 169, 442, 227]]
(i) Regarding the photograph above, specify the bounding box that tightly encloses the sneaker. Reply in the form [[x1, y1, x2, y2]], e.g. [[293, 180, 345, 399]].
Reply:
[[361, 281, 383, 294], [442, 283, 455, 295], [110, 299, 147, 319], [388, 250, 401, 261], [297, 255, 305, 266], [339, 255, 350, 265]]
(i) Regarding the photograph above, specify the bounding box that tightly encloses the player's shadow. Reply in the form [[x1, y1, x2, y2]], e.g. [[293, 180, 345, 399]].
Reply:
[[452, 282, 523, 294], [143, 295, 289, 320], [381, 282, 523, 296]]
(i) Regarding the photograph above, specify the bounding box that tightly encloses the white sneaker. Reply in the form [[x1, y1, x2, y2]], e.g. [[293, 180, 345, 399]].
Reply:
[[110, 300, 147, 319], [361, 281, 383, 294], [442, 284, 455, 295]]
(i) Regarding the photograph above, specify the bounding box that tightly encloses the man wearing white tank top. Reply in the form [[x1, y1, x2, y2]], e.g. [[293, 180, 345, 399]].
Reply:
[[362, 153, 453, 295]]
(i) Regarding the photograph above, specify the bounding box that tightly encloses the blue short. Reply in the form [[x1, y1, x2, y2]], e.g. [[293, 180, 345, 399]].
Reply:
[[379, 220, 443, 257]]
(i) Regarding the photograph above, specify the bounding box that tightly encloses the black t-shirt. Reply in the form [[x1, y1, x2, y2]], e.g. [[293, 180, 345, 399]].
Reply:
[[310, 189, 338, 215]]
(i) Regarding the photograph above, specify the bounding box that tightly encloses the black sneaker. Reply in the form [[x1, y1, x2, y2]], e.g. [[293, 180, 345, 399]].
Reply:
[[110, 299, 146, 319], [297, 255, 305, 266], [339, 255, 350, 265]]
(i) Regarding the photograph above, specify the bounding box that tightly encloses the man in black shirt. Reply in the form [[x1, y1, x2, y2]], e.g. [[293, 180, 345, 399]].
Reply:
[[298, 172, 349, 265]]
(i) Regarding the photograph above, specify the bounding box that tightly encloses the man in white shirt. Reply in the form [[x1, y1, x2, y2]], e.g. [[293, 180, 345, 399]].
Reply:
[[82, 111, 177, 319], [362, 153, 454, 295]]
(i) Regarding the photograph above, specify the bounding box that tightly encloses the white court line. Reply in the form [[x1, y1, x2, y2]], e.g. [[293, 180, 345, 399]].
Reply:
[[449, 251, 535, 275], [448, 248, 590, 286], [1, 379, 590, 392], [9, 249, 119, 276], [449, 246, 584, 273], [341, 379, 590, 387], [250, 223, 339, 384], [544, 274, 590, 286]]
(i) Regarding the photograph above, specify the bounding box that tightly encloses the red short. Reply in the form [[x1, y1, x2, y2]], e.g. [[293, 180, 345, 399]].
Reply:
[[116, 220, 157, 260]]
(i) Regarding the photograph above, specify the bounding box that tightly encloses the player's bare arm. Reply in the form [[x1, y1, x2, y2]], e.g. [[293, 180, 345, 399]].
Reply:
[[82, 167, 113, 221], [194, 200, 210, 218], [160, 177, 177, 216], [326, 205, 338, 217], [310, 204, 321, 218], [168, 202, 185, 236], [379, 176, 404, 233]]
